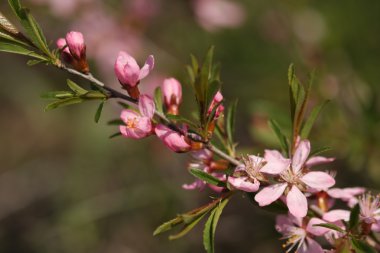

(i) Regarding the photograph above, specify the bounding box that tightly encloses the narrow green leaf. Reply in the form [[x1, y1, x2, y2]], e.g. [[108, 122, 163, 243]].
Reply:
[[40, 91, 74, 99], [313, 223, 345, 233], [117, 101, 131, 109], [200, 46, 215, 120], [44, 97, 84, 111], [309, 146, 332, 157], [226, 99, 238, 145], [109, 132, 122, 139], [189, 168, 226, 187], [351, 238, 377, 253], [108, 119, 124, 125], [0, 39, 47, 60], [349, 204, 360, 230], [169, 212, 209, 240], [190, 54, 199, 73], [153, 216, 183, 236], [94, 100, 105, 123], [268, 119, 289, 155], [0, 29, 30, 47], [154, 86, 163, 114], [8, 0, 53, 57], [300, 100, 329, 138], [67, 79, 88, 95], [203, 198, 229, 253], [166, 114, 198, 128]]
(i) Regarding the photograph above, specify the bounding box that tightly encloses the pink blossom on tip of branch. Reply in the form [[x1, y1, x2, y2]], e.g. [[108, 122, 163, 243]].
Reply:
[[114, 51, 154, 88], [154, 124, 191, 153], [119, 95, 155, 139], [65, 31, 86, 60]]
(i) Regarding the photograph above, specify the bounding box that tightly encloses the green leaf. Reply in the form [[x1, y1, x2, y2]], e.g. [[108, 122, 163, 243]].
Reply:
[[268, 119, 289, 155], [169, 212, 209, 240], [189, 168, 226, 187], [154, 86, 163, 114], [203, 198, 229, 253], [300, 100, 329, 138], [200, 46, 215, 119], [0, 39, 47, 60], [82, 91, 107, 99], [94, 100, 105, 123], [349, 204, 360, 230], [313, 223, 345, 233], [108, 119, 124, 126], [309, 146, 332, 157], [27, 58, 45, 66], [109, 132, 122, 139], [153, 216, 183, 236], [8, 0, 53, 57], [166, 114, 198, 128], [44, 97, 84, 111], [40, 91, 74, 99], [0, 29, 30, 47], [351, 238, 377, 253], [226, 100, 238, 145], [67, 79, 88, 95], [117, 101, 131, 109]]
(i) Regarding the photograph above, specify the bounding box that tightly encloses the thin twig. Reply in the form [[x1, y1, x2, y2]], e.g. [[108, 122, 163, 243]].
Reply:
[[58, 65, 242, 167]]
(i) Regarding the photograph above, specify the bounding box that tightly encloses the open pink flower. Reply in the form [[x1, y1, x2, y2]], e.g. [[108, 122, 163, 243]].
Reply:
[[57, 31, 89, 73], [227, 155, 264, 193], [119, 95, 155, 139], [162, 78, 182, 115], [276, 214, 328, 253], [155, 124, 191, 153], [114, 51, 154, 99], [327, 187, 366, 208], [358, 193, 380, 228], [255, 140, 335, 217]]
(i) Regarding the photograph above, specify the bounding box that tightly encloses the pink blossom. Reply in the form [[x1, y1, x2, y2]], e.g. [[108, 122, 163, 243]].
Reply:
[[119, 95, 155, 139], [255, 139, 335, 217], [193, 0, 246, 32], [359, 193, 380, 226], [57, 31, 89, 73], [327, 187, 365, 208], [114, 51, 154, 89], [275, 214, 327, 253], [227, 155, 264, 193], [207, 91, 224, 118], [154, 124, 191, 153], [162, 78, 182, 115]]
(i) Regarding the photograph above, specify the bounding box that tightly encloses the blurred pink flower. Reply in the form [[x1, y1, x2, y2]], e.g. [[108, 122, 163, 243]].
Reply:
[[154, 124, 191, 153], [162, 78, 182, 115], [326, 187, 365, 208], [119, 95, 155, 139], [193, 0, 246, 32], [255, 140, 335, 217], [359, 193, 380, 228], [276, 214, 327, 253]]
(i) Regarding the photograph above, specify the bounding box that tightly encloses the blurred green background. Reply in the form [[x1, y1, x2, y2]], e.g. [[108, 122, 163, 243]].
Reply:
[[0, 0, 379, 252]]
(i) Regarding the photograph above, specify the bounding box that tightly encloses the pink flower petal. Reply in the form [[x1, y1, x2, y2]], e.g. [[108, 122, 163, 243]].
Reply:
[[162, 77, 182, 106], [254, 183, 287, 206], [154, 124, 191, 153], [139, 55, 155, 80], [260, 150, 290, 175], [305, 156, 335, 168], [114, 51, 140, 87], [228, 177, 259, 192], [323, 209, 350, 222], [139, 95, 155, 118], [301, 171, 335, 190], [292, 139, 310, 174], [286, 185, 308, 217], [307, 218, 329, 236], [65, 31, 85, 59]]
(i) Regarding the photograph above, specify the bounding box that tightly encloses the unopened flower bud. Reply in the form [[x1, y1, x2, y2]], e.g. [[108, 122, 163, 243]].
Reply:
[[154, 124, 191, 153], [207, 91, 224, 118], [57, 31, 89, 73], [114, 51, 154, 99], [162, 78, 182, 115]]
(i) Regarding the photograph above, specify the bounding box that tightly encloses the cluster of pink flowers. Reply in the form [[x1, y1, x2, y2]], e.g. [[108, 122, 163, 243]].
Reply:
[[55, 31, 379, 253]]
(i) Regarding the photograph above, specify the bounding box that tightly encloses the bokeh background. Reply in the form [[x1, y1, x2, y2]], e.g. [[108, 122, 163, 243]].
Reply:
[[0, 0, 380, 252]]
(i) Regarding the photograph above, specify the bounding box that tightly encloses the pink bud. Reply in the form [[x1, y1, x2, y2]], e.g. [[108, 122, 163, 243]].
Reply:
[[65, 31, 86, 60], [114, 51, 154, 94], [56, 38, 72, 63], [162, 78, 182, 115], [154, 124, 191, 153], [207, 91, 224, 118]]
